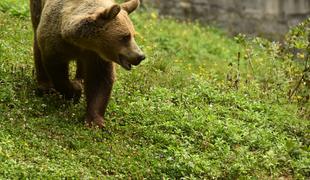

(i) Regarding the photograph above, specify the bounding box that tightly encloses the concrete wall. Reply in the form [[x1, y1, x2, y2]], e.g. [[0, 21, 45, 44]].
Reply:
[[144, 0, 310, 39]]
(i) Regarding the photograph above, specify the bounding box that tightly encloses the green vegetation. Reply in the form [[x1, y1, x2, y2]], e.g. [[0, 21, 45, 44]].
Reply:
[[0, 0, 309, 178]]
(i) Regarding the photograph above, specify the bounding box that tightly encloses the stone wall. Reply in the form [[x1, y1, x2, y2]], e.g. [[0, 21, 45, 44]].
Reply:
[[144, 0, 310, 39]]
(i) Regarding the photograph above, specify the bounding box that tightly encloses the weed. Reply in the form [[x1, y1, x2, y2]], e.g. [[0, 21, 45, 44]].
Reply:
[[0, 0, 309, 178]]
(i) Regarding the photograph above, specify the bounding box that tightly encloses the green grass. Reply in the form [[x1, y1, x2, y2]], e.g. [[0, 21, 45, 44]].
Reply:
[[0, 0, 309, 178]]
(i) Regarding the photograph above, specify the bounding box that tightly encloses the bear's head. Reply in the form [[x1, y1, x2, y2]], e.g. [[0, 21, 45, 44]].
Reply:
[[65, 0, 145, 70]]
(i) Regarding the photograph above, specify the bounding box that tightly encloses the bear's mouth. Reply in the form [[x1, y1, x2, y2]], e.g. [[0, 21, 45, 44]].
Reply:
[[118, 54, 132, 70]]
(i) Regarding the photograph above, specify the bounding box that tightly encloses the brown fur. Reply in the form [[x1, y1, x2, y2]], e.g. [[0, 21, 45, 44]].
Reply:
[[30, 0, 144, 127]]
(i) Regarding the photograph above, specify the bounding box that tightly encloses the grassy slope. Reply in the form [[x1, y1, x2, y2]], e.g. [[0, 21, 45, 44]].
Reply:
[[0, 0, 309, 179]]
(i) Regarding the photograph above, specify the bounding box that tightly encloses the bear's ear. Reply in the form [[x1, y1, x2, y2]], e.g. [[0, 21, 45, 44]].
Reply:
[[95, 4, 121, 20], [121, 0, 140, 14]]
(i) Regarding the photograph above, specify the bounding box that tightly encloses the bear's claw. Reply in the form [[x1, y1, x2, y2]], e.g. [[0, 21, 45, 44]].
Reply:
[[85, 115, 105, 129]]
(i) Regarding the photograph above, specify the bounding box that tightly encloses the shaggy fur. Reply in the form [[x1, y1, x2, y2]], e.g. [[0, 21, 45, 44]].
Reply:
[[30, 0, 145, 127]]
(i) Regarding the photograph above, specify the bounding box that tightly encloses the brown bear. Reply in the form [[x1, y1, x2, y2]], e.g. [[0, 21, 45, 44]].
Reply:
[[30, 0, 145, 128]]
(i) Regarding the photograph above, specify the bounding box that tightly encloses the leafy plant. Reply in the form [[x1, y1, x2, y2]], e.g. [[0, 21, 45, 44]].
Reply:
[[0, 0, 309, 179], [233, 18, 310, 119], [0, 0, 29, 18]]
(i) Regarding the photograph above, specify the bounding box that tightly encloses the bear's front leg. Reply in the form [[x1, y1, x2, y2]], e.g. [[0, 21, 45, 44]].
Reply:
[[43, 56, 82, 101], [83, 54, 115, 128]]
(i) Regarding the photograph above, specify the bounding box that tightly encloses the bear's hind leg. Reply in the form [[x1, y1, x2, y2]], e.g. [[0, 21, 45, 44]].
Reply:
[[30, 0, 53, 95], [43, 56, 82, 101], [33, 35, 54, 94], [33, 40, 53, 91]]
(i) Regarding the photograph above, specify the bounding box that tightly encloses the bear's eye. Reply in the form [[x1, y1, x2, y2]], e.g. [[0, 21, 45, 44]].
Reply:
[[121, 34, 131, 43]]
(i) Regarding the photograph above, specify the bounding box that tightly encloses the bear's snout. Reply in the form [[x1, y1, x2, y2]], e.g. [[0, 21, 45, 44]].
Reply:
[[118, 53, 145, 70], [138, 54, 146, 61], [133, 54, 146, 65]]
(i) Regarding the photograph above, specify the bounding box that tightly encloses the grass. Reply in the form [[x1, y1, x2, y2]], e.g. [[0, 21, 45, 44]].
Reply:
[[0, 0, 309, 178]]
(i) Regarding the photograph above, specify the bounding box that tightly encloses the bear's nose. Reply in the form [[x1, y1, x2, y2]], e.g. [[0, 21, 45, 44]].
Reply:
[[132, 54, 146, 66], [137, 54, 146, 62]]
